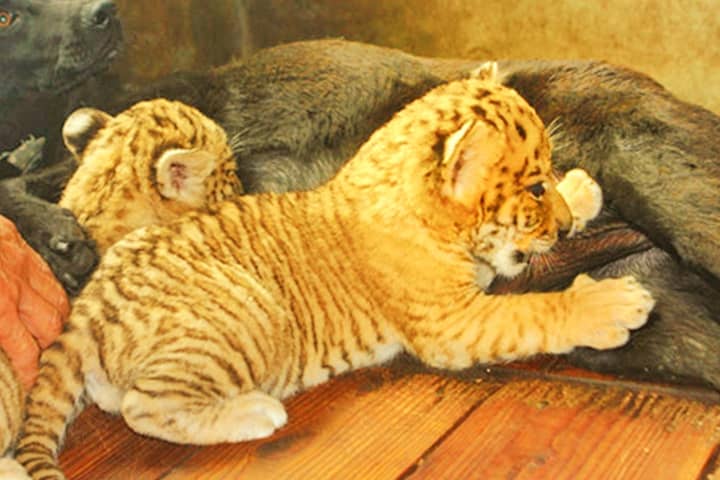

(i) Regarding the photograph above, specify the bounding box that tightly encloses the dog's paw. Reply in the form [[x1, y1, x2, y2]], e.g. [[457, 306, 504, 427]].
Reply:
[[15, 202, 98, 295], [5, 137, 47, 173]]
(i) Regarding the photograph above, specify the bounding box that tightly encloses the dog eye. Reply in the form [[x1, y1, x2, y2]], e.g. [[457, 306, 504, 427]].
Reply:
[[527, 182, 545, 198], [0, 10, 15, 27]]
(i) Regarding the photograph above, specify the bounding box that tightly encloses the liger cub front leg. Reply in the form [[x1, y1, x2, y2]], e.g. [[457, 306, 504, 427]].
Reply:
[[405, 278, 654, 370]]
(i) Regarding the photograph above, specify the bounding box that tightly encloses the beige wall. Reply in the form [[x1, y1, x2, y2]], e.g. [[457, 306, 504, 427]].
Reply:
[[113, 0, 250, 80], [113, 0, 720, 113]]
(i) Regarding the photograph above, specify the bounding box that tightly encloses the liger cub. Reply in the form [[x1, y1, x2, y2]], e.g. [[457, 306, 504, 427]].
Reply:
[[0, 100, 245, 470], [13, 77, 653, 479], [58, 99, 244, 254]]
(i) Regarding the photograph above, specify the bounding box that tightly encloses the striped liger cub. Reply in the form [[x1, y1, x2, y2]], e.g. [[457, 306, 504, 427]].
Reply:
[[13, 76, 653, 479], [0, 100, 243, 478]]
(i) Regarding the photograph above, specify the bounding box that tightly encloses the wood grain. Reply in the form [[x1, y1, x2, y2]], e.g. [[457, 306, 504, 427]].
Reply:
[[163, 368, 501, 479], [56, 362, 720, 480], [407, 379, 720, 480]]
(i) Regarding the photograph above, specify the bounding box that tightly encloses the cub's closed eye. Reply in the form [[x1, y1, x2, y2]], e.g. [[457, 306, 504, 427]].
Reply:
[[527, 182, 545, 198], [0, 10, 15, 27]]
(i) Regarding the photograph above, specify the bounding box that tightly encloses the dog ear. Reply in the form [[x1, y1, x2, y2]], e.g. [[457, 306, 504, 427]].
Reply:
[[63, 108, 112, 159], [440, 119, 503, 210], [155, 149, 217, 208]]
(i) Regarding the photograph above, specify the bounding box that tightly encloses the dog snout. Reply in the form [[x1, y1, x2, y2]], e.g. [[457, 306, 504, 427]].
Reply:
[[86, 0, 117, 29]]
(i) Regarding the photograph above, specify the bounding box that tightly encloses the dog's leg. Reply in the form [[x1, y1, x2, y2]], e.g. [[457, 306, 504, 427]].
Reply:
[[0, 180, 97, 295]]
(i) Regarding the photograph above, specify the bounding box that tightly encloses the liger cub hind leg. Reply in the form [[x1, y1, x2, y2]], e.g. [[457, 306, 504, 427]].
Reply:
[[121, 378, 287, 445]]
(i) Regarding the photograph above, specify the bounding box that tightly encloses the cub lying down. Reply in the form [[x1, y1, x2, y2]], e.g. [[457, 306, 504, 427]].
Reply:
[[13, 76, 652, 479]]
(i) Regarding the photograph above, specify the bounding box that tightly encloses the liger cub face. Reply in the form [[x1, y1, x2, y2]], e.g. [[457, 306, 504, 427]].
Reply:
[[431, 81, 574, 279], [60, 99, 243, 253]]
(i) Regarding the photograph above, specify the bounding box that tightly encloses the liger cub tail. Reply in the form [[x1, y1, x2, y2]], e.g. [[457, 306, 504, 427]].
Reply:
[[13, 329, 92, 480]]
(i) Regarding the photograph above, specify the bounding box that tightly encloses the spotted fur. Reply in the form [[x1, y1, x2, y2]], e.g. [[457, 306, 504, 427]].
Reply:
[[14, 77, 653, 479], [59, 99, 243, 254]]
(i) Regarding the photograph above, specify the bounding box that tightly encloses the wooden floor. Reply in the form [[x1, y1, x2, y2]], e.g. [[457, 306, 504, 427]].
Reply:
[[58, 356, 720, 480]]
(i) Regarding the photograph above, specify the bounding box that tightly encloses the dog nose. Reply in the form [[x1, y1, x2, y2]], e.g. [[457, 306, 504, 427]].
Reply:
[[86, 0, 117, 29]]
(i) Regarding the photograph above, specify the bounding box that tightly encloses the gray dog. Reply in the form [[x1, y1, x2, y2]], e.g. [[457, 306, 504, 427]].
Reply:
[[0, 0, 122, 291]]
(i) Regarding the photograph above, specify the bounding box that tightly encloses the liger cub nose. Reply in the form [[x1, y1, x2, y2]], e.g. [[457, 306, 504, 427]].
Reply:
[[513, 250, 530, 264], [86, 0, 117, 29]]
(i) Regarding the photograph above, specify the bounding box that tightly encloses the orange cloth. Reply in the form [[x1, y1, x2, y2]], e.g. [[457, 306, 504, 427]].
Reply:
[[0, 215, 69, 389]]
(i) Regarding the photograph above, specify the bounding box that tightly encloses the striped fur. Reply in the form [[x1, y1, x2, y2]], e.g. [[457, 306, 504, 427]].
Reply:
[[14, 78, 654, 479], [59, 99, 243, 254], [0, 351, 23, 456]]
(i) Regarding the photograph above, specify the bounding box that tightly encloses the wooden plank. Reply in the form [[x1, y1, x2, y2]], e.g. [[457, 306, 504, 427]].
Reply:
[[59, 406, 199, 480], [407, 379, 720, 480], [700, 444, 720, 480], [57, 363, 501, 479], [164, 367, 502, 479]]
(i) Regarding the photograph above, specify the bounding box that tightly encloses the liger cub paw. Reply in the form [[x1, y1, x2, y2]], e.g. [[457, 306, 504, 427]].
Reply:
[[556, 169, 603, 236], [565, 274, 655, 350], [0, 458, 30, 480], [225, 391, 288, 442]]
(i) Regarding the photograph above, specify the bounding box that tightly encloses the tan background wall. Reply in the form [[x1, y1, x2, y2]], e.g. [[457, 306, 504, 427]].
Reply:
[[113, 0, 251, 79], [113, 0, 720, 113]]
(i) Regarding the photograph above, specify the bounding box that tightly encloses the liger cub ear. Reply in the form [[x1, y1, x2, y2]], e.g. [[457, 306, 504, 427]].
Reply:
[[441, 119, 504, 210], [156, 149, 217, 208], [468, 61, 499, 83], [62, 108, 113, 159]]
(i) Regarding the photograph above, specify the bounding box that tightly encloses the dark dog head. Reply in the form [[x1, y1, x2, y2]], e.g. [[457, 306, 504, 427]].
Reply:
[[0, 0, 122, 97]]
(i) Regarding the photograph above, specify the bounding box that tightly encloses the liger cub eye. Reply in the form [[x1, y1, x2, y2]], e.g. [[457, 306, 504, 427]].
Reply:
[[527, 182, 545, 198], [0, 10, 15, 28]]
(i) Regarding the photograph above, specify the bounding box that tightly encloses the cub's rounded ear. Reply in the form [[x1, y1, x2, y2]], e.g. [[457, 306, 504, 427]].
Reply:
[[62, 108, 113, 159], [468, 61, 499, 82], [156, 149, 217, 208], [441, 119, 503, 209]]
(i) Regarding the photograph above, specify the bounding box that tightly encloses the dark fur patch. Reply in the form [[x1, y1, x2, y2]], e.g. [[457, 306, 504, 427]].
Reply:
[[433, 132, 448, 160], [471, 104, 488, 118]]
